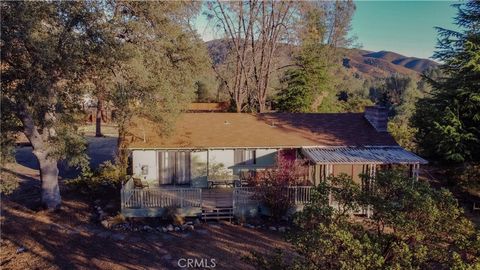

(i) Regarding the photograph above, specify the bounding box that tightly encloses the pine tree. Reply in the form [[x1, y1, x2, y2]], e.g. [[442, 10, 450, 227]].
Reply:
[[275, 69, 312, 112], [413, 1, 480, 163]]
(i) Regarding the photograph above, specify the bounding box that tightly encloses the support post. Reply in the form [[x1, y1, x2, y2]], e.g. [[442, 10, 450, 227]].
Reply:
[[180, 189, 184, 208], [206, 150, 210, 182], [366, 164, 376, 219], [140, 190, 144, 209], [327, 164, 333, 207]]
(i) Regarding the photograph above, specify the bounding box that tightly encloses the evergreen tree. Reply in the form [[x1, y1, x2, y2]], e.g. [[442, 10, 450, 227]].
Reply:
[[413, 1, 480, 163], [275, 69, 311, 112]]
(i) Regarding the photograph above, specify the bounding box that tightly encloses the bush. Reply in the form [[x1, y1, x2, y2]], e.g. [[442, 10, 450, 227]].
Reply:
[[164, 206, 185, 225], [250, 154, 308, 220], [248, 171, 480, 269], [456, 163, 480, 191], [66, 161, 126, 197], [0, 170, 18, 195]]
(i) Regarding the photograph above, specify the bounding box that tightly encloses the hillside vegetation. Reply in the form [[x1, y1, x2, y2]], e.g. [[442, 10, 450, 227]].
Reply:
[[207, 39, 437, 79]]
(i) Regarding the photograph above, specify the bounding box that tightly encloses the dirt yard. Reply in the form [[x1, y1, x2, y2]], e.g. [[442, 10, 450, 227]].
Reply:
[[1, 197, 291, 270], [1, 136, 292, 270]]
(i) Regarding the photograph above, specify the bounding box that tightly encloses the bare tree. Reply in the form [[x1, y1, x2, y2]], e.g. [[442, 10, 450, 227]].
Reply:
[[208, 1, 298, 112]]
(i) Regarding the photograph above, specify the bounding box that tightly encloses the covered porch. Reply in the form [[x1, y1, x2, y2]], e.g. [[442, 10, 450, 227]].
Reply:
[[302, 146, 428, 184]]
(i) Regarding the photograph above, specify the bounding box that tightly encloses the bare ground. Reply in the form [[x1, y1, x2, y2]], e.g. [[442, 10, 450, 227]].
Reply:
[[1, 137, 292, 270], [1, 196, 290, 270]]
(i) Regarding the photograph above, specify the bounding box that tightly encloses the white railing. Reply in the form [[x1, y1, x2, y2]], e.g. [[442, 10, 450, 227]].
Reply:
[[121, 179, 202, 209], [233, 187, 259, 206], [233, 186, 314, 206], [287, 186, 313, 205], [121, 177, 313, 211]]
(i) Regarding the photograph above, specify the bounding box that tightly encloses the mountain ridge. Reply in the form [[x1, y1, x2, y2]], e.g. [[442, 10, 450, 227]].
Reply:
[[206, 39, 438, 79]]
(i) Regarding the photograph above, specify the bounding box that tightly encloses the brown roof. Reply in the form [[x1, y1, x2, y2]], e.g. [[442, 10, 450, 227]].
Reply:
[[126, 113, 398, 149]]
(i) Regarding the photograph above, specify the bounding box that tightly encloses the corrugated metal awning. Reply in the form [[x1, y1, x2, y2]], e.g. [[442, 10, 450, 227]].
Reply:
[[301, 146, 428, 165]]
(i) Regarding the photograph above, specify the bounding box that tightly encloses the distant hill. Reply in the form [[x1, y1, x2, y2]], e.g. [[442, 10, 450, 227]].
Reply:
[[206, 39, 438, 79], [343, 49, 438, 78]]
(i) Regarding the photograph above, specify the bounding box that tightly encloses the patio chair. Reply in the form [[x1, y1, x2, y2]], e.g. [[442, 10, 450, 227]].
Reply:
[[132, 177, 148, 189]]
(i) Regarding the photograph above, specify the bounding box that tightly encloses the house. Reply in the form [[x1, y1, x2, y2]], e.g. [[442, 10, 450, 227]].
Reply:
[[121, 106, 427, 218]]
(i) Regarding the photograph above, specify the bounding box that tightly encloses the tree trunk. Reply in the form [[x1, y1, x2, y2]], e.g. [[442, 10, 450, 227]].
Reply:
[[259, 99, 266, 113], [35, 152, 61, 209], [235, 102, 242, 113], [19, 107, 62, 210], [116, 124, 128, 173], [95, 98, 103, 137]]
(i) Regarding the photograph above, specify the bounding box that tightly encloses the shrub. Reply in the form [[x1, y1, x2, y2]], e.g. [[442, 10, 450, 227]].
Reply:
[[248, 171, 480, 269], [164, 206, 185, 225], [456, 163, 480, 191], [66, 160, 126, 197], [250, 154, 308, 220], [108, 214, 126, 227], [0, 170, 18, 195]]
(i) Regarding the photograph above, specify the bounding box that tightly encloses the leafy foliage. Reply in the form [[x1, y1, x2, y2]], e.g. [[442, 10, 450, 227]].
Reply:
[[1, 1, 211, 207], [248, 171, 480, 269], [413, 1, 480, 163], [448, 163, 480, 191], [0, 170, 18, 195], [66, 161, 126, 197], [273, 2, 356, 113], [275, 69, 312, 112], [106, 2, 211, 164], [194, 81, 211, 102], [1, 1, 113, 208], [249, 154, 308, 220]]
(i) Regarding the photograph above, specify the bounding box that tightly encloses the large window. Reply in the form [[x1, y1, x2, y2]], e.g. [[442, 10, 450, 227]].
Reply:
[[234, 149, 256, 166], [158, 151, 191, 185]]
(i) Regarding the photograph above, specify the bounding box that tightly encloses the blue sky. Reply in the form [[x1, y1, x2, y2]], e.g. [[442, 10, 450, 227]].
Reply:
[[351, 1, 459, 59], [193, 1, 460, 60]]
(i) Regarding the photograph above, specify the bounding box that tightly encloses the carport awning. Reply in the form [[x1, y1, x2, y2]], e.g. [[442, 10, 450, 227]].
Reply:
[[301, 146, 428, 165]]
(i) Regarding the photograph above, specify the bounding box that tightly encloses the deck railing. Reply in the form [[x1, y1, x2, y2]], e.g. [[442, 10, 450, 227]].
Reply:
[[121, 178, 202, 209], [287, 186, 313, 205], [121, 177, 314, 211], [233, 186, 314, 207]]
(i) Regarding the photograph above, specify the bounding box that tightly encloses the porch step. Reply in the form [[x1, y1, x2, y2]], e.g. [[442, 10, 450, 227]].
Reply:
[[201, 207, 234, 222]]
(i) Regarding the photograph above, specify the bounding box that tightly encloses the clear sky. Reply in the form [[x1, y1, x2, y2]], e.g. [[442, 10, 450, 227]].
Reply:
[[351, 1, 459, 59], [193, 1, 460, 60]]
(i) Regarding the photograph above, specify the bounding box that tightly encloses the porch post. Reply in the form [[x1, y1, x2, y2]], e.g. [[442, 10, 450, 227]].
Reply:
[[367, 163, 376, 218], [409, 163, 419, 182], [326, 164, 333, 206], [414, 163, 419, 181], [294, 187, 298, 205], [206, 149, 210, 181]]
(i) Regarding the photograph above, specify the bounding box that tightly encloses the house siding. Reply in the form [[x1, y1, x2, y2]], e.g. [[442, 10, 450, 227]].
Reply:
[[333, 164, 365, 184], [132, 150, 158, 185], [131, 149, 278, 186]]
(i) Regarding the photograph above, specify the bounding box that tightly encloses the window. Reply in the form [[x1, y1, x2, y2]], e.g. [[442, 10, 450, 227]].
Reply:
[[158, 151, 191, 185], [234, 150, 256, 165]]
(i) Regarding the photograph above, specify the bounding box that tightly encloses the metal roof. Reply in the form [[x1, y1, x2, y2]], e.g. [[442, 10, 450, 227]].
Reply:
[[301, 146, 428, 165]]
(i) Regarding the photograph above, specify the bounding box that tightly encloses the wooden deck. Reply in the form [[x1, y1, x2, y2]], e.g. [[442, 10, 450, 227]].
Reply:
[[121, 178, 315, 218]]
